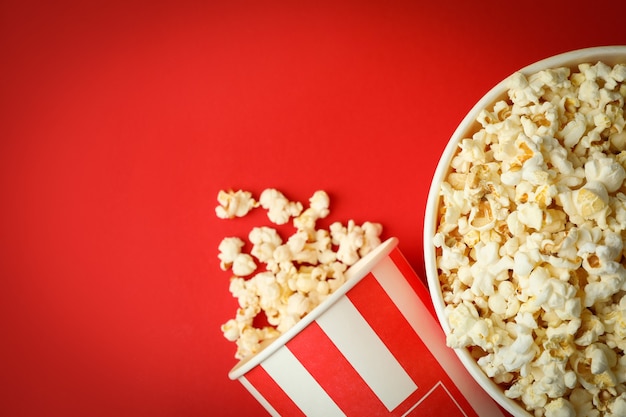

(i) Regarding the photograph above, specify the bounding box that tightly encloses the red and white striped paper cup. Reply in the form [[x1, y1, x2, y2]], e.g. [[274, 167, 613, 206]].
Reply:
[[229, 237, 505, 417]]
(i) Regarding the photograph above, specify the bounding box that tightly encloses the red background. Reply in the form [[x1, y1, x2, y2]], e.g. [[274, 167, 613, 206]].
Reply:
[[2, 1, 625, 416]]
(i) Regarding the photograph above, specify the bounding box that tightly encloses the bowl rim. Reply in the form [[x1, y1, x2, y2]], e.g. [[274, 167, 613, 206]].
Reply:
[[423, 45, 626, 417]]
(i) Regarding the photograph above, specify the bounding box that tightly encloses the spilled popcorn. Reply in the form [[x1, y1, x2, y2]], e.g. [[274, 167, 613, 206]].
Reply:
[[435, 61, 626, 416], [217, 189, 383, 360]]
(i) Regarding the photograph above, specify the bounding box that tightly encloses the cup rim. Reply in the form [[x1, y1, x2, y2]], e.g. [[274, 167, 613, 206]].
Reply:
[[228, 236, 399, 380], [423, 45, 626, 417]]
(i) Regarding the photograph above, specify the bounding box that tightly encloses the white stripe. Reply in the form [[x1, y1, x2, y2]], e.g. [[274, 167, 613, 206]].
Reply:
[[261, 345, 346, 417], [372, 256, 506, 417], [401, 382, 468, 417], [239, 376, 281, 417], [316, 296, 417, 411]]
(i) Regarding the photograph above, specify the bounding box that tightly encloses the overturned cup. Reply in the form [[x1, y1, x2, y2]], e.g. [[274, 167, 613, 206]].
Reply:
[[229, 237, 506, 416]]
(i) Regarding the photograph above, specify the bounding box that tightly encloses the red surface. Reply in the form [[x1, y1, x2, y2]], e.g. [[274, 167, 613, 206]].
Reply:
[[1, 1, 625, 416]]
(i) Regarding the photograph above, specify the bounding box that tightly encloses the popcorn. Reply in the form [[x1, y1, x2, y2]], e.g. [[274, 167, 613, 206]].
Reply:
[[544, 398, 576, 417], [330, 220, 367, 266], [216, 188, 383, 359], [608, 394, 626, 417], [293, 190, 331, 235], [231, 253, 257, 277], [575, 181, 609, 221], [248, 226, 282, 263], [574, 309, 604, 347], [585, 157, 626, 193], [435, 61, 626, 416], [215, 189, 258, 219], [259, 188, 303, 225], [217, 237, 245, 270]]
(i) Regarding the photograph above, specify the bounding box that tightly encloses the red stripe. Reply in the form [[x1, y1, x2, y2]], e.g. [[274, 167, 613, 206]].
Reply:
[[286, 320, 389, 415], [347, 265, 478, 416], [244, 363, 306, 417], [404, 384, 466, 417], [389, 247, 437, 318], [388, 248, 481, 415]]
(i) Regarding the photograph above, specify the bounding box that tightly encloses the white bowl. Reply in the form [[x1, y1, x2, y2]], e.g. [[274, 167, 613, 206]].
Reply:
[[424, 45, 626, 417]]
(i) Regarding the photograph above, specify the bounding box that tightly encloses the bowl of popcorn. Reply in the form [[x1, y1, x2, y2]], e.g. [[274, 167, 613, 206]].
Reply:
[[424, 45, 626, 417]]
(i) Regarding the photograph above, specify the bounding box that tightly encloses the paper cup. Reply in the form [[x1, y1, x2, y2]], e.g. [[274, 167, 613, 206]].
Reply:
[[229, 237, 506, 417]]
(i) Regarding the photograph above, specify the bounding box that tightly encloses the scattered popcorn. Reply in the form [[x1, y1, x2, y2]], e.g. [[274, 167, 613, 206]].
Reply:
[[434, 62, 626, 416], [215, 189, 258, 219], [217, 237, 245, 270], [259, 188, 303, 225], [217, 188, 383, 360], [231, 253, 257, 277], [248, 226, 282, 263]]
